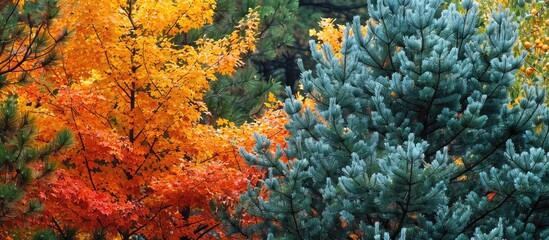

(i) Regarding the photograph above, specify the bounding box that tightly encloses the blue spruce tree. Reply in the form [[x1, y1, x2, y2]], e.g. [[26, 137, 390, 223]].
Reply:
[[219, 0, 549, 239]]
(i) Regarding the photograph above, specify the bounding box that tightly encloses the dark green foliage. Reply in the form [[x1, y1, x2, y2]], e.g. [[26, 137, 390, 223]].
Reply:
[[287, 0, 368, 89], [32, 229, 59, 240], [32, 226, 77, 240], [0, 95, 73, 225], [0, 0, 72, 229], [0, 0, 69, 87], [196, 0, 372, 125], [205, 65, 282, 125], [198, 0, 299, 125], [223, 0, 549, 239]]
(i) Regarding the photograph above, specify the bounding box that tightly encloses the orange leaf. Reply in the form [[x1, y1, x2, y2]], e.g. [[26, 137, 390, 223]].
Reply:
[[486, 191, 497, 201]]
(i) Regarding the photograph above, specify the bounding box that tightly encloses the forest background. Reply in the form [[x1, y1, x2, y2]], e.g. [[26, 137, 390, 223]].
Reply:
[[0, 0, 547, 239]]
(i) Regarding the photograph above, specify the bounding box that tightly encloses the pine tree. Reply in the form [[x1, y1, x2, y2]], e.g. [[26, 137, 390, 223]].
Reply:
[[204, 0, 371, 125], [0, 0, 71, 234], [222, 0, 549, 238], [200, 0, 299, 125]]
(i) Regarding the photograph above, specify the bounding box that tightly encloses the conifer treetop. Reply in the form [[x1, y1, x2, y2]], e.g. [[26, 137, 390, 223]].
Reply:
[[222, 0, 548, 239]]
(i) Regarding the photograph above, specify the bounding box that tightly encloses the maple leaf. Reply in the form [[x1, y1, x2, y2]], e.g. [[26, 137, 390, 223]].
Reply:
[[15, 0, 290, 238]]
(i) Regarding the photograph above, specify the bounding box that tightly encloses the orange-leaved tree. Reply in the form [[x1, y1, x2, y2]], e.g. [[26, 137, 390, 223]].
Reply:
[[17, 0, 289, 238]]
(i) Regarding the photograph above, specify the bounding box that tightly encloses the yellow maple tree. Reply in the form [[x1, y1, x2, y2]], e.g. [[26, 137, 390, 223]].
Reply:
[[15, 0, 290, 238]]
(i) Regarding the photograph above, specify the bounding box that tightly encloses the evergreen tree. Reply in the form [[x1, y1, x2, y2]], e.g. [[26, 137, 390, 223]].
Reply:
[[0, 0, 72, 232], [284, 0, 369, 90], [222, 0, 549, 238], [203, 0, 370, 125], [195, 0, 299, 125]]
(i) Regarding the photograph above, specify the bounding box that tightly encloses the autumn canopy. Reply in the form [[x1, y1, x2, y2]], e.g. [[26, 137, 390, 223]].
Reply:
[[1, 0, 287, 238], [1, 0, 548, 239]]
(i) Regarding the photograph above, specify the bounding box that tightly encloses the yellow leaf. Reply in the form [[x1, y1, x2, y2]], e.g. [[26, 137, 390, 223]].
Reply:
[[456, 175, 468, 181], [535, 123, 543, 133], [514, 96, 523, 104], [349, 233, 359, 240], [454, 156, 464, 168], [267, 92, 277, 102], [216, 118, 229, 126], [296, 92, 304, 101]]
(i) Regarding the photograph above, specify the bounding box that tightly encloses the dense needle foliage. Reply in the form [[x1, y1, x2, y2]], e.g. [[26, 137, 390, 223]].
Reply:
[[223, 0, 549, 239]]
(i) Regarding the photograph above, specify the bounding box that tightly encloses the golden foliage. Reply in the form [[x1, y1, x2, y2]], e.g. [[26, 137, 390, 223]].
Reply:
[[16, 0, 290, 238]]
